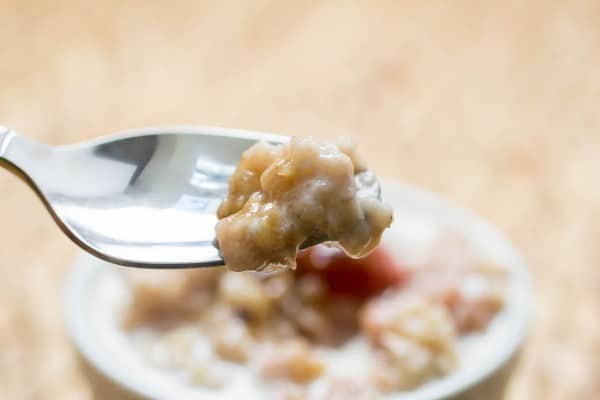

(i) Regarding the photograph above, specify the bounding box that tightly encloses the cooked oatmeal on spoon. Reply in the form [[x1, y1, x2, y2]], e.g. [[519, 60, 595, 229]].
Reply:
[[216, 136, 393, 272]]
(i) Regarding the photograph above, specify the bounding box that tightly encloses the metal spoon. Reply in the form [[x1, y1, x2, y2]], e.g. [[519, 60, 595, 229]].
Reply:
[[0, 126, 381, 269]]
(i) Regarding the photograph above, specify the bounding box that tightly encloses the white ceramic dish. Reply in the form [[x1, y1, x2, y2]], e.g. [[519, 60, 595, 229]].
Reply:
[[64, 175, 530, 400]]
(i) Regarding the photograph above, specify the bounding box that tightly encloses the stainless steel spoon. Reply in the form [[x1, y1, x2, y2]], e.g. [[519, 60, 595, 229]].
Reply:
[[0, 126, 381, 269]]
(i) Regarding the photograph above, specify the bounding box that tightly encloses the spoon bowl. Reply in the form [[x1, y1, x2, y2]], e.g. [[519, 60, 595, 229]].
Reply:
[[0, 126, 381, 268]]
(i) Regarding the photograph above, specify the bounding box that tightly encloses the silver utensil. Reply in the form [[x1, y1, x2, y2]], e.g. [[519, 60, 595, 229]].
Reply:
[[0, 126, 381, 269]]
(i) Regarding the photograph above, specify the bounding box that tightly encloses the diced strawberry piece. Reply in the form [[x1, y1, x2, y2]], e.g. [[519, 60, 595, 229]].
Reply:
[[296, 246, 408, 297]]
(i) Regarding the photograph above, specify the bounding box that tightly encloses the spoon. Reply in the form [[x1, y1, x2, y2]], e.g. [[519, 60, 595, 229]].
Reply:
[[0, 126, 381, 269]]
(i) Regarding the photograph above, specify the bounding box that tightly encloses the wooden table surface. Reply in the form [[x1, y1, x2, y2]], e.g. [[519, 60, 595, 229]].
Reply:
[[1, 1, 600, 399]]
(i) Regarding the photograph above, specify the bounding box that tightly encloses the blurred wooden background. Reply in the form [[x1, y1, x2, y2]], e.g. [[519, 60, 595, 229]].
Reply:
[[1, 1, 600, 399]]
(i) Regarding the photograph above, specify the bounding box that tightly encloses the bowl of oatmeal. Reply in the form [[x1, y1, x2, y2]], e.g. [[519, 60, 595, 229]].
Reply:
[[65, 175, 529, 400]]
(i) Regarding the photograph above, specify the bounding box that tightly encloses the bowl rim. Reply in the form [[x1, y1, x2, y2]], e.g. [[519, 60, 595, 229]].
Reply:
[[63, 125, 530, 400]]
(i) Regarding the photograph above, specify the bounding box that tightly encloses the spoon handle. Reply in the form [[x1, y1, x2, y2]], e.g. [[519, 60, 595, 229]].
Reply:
[[0, 127, 48, 192], [0, 126, 11, 157], [0, 126, 21, 177]]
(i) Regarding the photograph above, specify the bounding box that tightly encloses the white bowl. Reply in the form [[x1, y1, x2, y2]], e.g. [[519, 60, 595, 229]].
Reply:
[[64, 178, 530, 400]]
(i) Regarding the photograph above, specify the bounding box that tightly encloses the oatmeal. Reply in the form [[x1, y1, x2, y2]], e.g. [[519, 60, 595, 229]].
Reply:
[[361, 294, 457, 391], [216, 137, 393, 271], [259, 339, 325, 383], [123, 230, 507, 399]]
